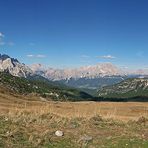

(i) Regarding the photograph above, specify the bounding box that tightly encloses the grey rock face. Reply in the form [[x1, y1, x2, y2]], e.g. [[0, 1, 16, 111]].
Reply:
[[0, 54, 32, 77]]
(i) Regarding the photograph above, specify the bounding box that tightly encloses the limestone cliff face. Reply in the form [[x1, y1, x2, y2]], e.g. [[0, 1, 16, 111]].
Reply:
[[0, 54, 32, 77]]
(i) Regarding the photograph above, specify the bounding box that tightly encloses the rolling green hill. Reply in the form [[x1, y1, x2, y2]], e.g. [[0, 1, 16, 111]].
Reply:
[[97, 78, 148, 101]]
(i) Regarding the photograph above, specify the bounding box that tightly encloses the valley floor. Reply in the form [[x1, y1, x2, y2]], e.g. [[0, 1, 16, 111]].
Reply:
[[0, 92, 148, 147]]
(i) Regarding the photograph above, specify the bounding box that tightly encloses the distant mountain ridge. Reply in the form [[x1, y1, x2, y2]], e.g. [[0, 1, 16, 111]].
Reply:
[[30, 63, 123, 80], [30, 63, 128, 90], [30, 63, 148, 90]]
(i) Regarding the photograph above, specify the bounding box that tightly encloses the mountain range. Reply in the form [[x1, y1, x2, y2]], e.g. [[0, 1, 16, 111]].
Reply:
[[0, 54, 126, 90], [1, 53, 148, 82], [1, 54, 148, 101], [30, 63, 122, 80], [29, 61, 148, 90], [30, 63, 128, 90]]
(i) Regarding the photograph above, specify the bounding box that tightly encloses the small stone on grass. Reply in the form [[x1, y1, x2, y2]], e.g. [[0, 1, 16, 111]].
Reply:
[[55, 130, 64, 137]]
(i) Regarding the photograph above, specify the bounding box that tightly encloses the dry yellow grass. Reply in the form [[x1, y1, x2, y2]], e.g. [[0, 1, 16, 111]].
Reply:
[[0, 89, 148, 122], [0, 89, 148, 147]]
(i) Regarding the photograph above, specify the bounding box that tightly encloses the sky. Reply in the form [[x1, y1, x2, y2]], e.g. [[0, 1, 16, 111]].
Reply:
[[0, 0, 148, 69]]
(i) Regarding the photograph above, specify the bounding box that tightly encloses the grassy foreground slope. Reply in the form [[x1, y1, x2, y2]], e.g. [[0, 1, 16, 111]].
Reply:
[[0, 85, 148, 147], [0, 101, 148, 148], [0, 72, 93, 101]]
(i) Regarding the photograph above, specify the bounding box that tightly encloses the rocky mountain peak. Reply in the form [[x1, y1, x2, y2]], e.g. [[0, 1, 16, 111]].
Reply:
[[0, 54, 32, 77], [0, 54, 10, 61]]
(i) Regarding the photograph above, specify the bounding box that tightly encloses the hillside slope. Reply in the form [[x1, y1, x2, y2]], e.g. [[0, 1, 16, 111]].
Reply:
[[0, 72, 93, 101], [98, 78, 148, 101]]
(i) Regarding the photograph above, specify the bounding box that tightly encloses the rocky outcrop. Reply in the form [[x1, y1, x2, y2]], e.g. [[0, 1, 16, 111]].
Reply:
[[0, 54, 32, 77]]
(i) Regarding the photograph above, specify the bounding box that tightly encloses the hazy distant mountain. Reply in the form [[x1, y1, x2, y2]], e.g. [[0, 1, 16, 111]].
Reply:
[[30, 62, 148, 90], [30, 63, 127, 90], [30, 63, 123, 80], [30, 63, 148, 80], [0, 54, 32, 77]]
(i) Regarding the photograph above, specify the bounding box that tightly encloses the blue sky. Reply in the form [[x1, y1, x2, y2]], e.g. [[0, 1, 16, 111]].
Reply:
[[0, 0, 148, 69]]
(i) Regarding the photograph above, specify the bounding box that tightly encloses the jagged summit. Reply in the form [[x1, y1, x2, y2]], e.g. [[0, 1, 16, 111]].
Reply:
[[0, 54, 11, 61], [0, 54, 32, 77]]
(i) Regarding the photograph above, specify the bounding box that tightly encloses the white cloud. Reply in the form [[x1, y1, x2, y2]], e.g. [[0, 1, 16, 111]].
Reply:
[[0, 32, 4, 38], [0, 32, 14, 46], [36, 54, 46, 58], [27, 54, 34, 57], [97, 55, 116, 59], [27, 54, 46, 58], [0, 32, 5, 45]]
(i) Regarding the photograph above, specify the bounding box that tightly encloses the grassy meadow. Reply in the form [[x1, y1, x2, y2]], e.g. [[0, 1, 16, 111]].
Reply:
[[0, 90, 148, 148]]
